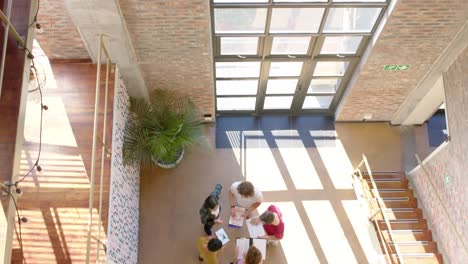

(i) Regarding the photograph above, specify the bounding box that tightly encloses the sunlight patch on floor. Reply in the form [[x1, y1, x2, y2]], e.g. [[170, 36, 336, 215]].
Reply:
[[342, 200, 383, 264], [303, 200, 357, 264], [244, 132, 287, 191], [273, 130, 323, 190], [313, 131, 354, 189], [257, 202, 320, 264]]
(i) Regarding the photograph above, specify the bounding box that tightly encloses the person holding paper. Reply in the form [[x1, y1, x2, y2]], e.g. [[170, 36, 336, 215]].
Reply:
[[251, 205, 284, 246], [233, 245, 263, 264], [197, 236, 224, 264], [200, 184, 223, 235], [229, 181, 263, 219]]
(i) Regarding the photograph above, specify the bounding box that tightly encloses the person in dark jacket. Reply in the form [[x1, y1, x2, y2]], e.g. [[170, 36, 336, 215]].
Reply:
[[199, 184, 223, 235]]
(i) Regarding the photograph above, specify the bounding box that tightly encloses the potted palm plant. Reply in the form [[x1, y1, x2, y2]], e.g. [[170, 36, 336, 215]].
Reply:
[[123, 89, 208, 169]]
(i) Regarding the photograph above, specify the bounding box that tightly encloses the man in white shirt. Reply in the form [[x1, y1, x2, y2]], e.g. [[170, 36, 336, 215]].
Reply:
[[229, 181, 263, 218]]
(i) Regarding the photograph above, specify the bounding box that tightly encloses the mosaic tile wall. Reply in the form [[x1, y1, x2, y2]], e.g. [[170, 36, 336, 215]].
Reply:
[[408, 46, 468, 264], [107, 67, 141, 263]]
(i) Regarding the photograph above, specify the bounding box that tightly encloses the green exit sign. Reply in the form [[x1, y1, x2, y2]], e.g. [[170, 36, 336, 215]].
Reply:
[[384, 64, 410, 71]]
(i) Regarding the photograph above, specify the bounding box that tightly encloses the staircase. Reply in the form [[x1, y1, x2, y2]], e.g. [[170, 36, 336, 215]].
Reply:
[[362, 172, 443, 264]]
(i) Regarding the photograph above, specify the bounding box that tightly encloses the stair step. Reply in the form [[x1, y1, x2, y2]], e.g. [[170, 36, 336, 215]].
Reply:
[[381, 199, 418, 209], [377, 219, 427, 230], [390, 253, 443, 264], [390, 241, 438, 254], [382, 230, 433, 242], [376, 208, 423, 220], [362, 172, 404, 180], [367, 179, 408, 189], [372, 189, 415, 199]]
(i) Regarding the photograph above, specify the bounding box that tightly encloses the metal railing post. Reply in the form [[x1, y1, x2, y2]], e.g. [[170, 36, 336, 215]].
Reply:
[[352, 154, 405, 264], [86, 33, 103, 263], [95, 56, 111, 263]]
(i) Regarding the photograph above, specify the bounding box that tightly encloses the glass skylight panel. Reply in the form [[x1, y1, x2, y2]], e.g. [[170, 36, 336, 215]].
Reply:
[[269, 62, 304, 77], [308, 79, 341, 93], [274, 0, 327, 2], [217, 97, 256, 111], [214, 0, 269, 3], [266, 79, 298, 94], [320, 36, 362, 54], [313, 61, 349, 76], [333, 0, 385, 2], [221, 37, 258, 55], [269, 8, 325, 33], [216, 80, 259, 95], [214, 8, 268, 34], [216, 62, 261, 78], [323, 8, 382, 33], [271, 37, 311, 55], [263, 96, 294, 109], [302, 96, 334, 109]]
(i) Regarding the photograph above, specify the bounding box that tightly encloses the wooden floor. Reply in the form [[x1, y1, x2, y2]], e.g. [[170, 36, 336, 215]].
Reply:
[[11, 59, 114, 263], [138, 120, 403, 264]]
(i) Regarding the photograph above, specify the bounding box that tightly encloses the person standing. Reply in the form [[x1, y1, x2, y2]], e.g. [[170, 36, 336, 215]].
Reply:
[[251, 205, 284, 246], [199, 184, 223, 235], [197, 236, 223, 264], [229, 181, 263, 219]]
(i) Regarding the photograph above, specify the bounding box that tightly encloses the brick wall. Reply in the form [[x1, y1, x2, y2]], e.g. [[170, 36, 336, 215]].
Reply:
[[408, 46, 468, 264], [337, 0, 468, 121], [35, 0, 90, 59], [118, 0, 214, 116]]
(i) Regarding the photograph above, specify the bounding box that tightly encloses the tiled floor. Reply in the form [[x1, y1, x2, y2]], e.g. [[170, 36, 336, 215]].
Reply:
[[138, 117, 403, 264]]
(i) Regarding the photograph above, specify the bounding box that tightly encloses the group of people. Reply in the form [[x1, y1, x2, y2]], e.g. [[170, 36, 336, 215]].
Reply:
[[197, 181, 285, 264]]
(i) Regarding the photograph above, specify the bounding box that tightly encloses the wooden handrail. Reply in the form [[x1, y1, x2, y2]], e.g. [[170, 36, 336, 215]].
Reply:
[[353, 154, 405, 264]]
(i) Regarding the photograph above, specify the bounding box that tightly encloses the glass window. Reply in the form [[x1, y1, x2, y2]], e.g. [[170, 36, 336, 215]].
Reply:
[[320, 36, 362, 54], [216, 80, 258, 95], [333, 0, 385, 2], [217, 97, 257, 111], [214, 8, 268, 34], [214, 0, 269, 2], [271, 37, 311, 55], [216, 62, 261, 78], [266, 79, 298, 94], [269, 8, 325, 33], [269, 62, 304, 77], [302, 96, 334, 109], [221, 37, 258, 55], [313, 61, 349, 76], [263, 96, 294, 109], [323, 8, 382, 33], [274, 0, 326, 2], [308, 79, 341, 93]]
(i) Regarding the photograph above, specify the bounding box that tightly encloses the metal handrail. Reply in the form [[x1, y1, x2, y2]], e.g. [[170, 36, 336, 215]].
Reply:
[[353, 154, 404, 264], [85, 33, 113, 264], [414, 154, 468, 256]]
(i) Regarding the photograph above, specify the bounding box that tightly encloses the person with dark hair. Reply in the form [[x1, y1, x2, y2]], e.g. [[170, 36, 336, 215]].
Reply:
[[251, 205, 284, 246], [200, 184, 223, 235], [197, 236, 224, 264], [229, 181, 263, 218]]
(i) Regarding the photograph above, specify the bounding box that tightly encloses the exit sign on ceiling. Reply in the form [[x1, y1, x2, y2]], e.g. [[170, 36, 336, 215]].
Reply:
[[384, 64, 410, 71]]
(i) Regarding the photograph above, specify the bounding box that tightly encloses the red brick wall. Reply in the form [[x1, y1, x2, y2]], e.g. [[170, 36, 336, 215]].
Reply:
[[118, 0, 215, 115], [337, 0, 468, 121], [35, 0, 90, 59], [409, 46, 468, 263]]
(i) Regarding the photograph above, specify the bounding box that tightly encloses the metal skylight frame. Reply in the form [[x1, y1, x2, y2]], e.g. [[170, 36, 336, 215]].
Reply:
[[210, 0, 390, 115]]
